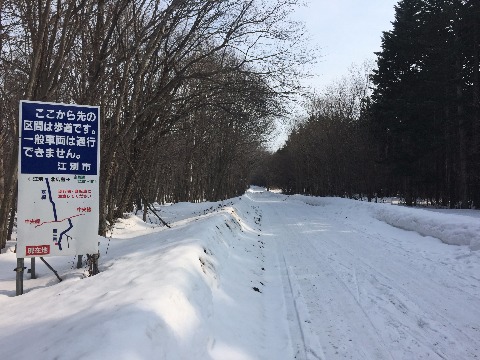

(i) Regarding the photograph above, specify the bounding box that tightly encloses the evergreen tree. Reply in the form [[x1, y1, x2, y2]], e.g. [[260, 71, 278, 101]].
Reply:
[[371, 0, 432, 205], [371, 0, 480, 207]]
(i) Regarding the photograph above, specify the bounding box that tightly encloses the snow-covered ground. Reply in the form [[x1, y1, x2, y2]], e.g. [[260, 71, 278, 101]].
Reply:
[[1, 188, 479, 359]]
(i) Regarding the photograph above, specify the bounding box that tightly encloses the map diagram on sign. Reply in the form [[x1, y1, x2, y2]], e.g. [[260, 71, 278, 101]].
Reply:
[[36, 177, 84, 251], [19, 174, 97, 257]]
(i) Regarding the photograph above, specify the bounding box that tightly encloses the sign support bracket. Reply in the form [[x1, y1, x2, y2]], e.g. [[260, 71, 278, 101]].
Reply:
[[40, 257, 63, 282]]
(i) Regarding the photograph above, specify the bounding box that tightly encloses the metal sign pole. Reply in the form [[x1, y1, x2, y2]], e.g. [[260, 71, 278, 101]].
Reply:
[[15, 258, 24, 296], [30, 257, 36, 279]]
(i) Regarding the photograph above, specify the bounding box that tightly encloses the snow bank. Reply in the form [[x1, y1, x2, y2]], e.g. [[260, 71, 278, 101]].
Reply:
[[0, 204, 283, 360], [290, 195, 480, 251], [372, 204, 480, 250]]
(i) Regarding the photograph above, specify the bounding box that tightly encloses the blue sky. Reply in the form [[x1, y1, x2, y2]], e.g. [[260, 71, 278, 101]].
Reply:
[[293, 0, 399, 91]]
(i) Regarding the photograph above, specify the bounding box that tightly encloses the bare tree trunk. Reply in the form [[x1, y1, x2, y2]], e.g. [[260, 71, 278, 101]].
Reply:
[[0, 0, 89, 249], [472, 1, 480, 207], [1, 163, 16, 250], [456, 40, 468, 208], [7, 187, 17, 241]]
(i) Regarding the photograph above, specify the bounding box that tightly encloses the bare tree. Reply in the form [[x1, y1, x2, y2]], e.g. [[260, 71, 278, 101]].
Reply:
[[0, 0, 312, 247], [0, 0, 92, 249]]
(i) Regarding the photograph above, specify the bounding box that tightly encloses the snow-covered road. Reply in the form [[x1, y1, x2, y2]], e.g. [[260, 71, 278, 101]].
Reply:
[[248, 191, 480, 359], [1, 188, 479, 359]]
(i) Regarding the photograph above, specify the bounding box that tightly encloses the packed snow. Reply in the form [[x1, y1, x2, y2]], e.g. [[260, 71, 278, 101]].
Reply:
[[1, 187, 479, 359]]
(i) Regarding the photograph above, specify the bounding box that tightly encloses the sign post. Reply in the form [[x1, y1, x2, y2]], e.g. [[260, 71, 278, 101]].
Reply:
[[30, 258, 36, 279], [17, 101, 100, 294], [15, 259, 24, 296]]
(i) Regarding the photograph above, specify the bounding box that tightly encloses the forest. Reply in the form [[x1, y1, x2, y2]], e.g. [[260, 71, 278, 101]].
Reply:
[[0, 0, 310, 250], [262, 0, 480, 208], [1, 0, 479, 252]]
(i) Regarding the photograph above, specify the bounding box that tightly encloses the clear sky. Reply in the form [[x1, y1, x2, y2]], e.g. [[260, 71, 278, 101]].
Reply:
[[292, 0, 399, 91]]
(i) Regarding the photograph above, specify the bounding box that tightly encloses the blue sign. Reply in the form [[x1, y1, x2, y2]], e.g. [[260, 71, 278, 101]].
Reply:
[[20, 101, 99, 175]]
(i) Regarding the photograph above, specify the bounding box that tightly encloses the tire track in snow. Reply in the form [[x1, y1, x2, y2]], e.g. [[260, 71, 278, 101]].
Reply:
[[279, 249, 311, 359], [343, 219, 480, 299], [263, 201, 393, 360], [294, 235, 395, 360], [280, 250, 324, 360], [247, 192, 324, 360], [297, 202, 480, 359]]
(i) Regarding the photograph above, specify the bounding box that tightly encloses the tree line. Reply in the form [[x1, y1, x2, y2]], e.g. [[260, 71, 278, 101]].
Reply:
[[0, 0, 310, 250], [258, 62, 379, 199], [264, 0, 480, 208]]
